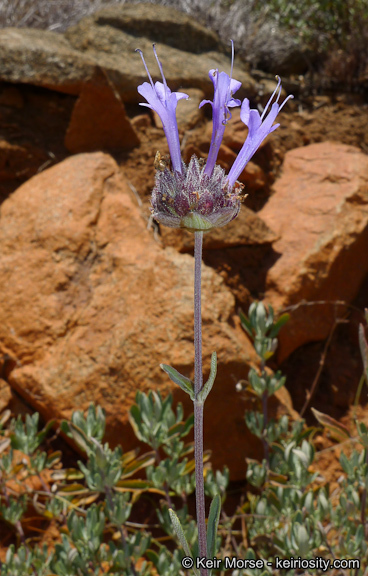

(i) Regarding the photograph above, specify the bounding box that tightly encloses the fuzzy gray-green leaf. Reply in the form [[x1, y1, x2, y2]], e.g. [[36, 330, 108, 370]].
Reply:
[[207, 494, 221, 562], [168, 508, 199, 576], [197, 352, 217, 405], [160, 364, 195, 400]]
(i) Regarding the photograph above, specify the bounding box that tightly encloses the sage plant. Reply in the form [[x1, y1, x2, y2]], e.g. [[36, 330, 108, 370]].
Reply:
[[137, 43, 292, 575]]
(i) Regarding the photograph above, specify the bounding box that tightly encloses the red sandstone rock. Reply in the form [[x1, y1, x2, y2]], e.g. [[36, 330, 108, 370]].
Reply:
[[64, 77, 140, 153], [160, 205, 278, 253], [259, 142, 368, 361], [0, 152, 294, 479]]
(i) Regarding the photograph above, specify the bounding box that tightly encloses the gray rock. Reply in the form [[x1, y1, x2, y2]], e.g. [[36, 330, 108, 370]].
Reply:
[[0, 5, 256, 103], [64, 11, 256, 102], [92, 3, 220, 54], [0, 28, 97, 95]]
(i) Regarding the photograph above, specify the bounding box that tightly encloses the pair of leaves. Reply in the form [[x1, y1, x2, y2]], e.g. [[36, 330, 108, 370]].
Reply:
[[161, 352, 217, 405]]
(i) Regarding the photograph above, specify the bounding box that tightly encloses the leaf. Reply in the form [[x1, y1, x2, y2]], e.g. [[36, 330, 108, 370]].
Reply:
[[120, 452, 156, 478], [128, 405, 144, 441], [207, 494, 221, 560], [36, 420, 56, 445], [67, 422, 94, 454], [168, 509, 200, 576], [0, 409, 11, 428], [45, 450, 62, 468], [58, 483, 90, 495], [121, 448, 140, 466], [311, 408, 351, 441], [292, 448, 310, 467], [239, 309, 253, 338], [268, 313, 290, 338], [0, 438, 10, 454], [160, 364, 195, 400], [296, 524, 309, 557], [197, 352, 217, 405], [51, 468, 84, 481]]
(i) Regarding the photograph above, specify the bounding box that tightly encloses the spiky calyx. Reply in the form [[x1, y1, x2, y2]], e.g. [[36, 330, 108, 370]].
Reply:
[[151, 155, 243, 232]]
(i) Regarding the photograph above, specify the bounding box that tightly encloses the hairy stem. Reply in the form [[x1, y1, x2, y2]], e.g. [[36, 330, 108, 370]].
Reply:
[[260, 359, 270, 470], [194, 231, 208, 574]]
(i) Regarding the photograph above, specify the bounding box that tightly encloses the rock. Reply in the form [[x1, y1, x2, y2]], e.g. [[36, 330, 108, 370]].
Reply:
[[259, 142, 368, 362], [0, 139, 49, 203], [131, 114, 151, 130], [0, 7, 256, 104], [0, 152, 293, 479], [64, 72, 140, 153], [216, 144, 267, 192], [0, 85, 24, 108], [0, 28, 97, 95], [92, 3, 220, 54], [160, 205, 278, 253], [153, 88, 205, 131], [0, 379, 12, 413], [64, 7, 256, 103], [220, 106, 248, 152]]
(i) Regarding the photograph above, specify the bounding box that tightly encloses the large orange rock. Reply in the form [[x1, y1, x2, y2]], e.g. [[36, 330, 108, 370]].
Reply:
[[259, 142, 368, 361], [0, 152, 294, 478]]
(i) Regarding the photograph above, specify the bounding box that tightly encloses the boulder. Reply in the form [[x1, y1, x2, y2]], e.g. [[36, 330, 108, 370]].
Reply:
[[160, 205, 278, 253], [154, 88, 205, 131], [0, 28, 97, 95], [0, 152, 294, 479], [91, 3, 220, 54], [259, 142, 368, 362], [0, 7, 256, 104], [64, 72, 140, 153]]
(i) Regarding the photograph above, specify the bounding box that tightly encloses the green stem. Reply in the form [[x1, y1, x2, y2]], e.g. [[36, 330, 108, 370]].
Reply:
[[194, 231, 208, 575]]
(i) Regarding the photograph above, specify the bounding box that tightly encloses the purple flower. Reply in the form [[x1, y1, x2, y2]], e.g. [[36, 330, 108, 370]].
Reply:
[[199, 42, 241, 177], [227, 77, 294, 188], [136, 45, 188, 173], [136, 44, 292, 232]]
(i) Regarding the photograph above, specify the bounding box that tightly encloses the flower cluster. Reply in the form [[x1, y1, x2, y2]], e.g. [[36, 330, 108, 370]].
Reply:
[[137, 44, 292, 232]]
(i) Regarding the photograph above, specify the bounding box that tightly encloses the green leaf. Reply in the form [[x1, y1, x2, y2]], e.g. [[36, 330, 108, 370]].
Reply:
[[120, 452, 156, 478], [45, 450, 62, 468], [206, 494, 221, 562], [311, 408, 351, 441], [296, 524, 309, 556], [168, 508, 200, 576], [239, 309, 253, 338], [268, 313, 290, 338], [197, 352, 217, 405], [160, 364, 195, 401]]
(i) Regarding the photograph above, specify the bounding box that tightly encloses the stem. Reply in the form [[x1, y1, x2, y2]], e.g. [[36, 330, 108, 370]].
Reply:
[[194, 231, 208, 575], [261, 390, 270, 469], [260, 359, 270, 470], [104, 484, 138, 576], [154, 446, 173, 507]]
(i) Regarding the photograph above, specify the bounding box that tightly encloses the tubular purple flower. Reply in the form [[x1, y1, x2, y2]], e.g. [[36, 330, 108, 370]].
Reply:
[[136, 45, 188, 173], [227, 77, 294, 189], [200, 42, 241, 177]]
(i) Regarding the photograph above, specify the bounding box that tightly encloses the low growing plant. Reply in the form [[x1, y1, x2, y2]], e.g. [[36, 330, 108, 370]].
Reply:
[[1, 305, 368, 574]]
